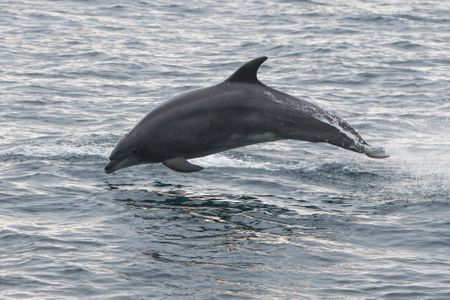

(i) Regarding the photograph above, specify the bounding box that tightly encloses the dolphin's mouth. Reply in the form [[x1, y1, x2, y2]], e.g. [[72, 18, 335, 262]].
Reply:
[[104, 156, 143, 173], [105, 158, 126, 174]]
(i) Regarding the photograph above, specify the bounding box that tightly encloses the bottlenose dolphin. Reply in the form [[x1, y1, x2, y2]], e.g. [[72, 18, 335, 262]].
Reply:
[[105, 56, 388, 173]]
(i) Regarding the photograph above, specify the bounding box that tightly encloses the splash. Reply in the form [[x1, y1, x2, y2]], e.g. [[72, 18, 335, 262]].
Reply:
[[384, 141, 450, 199]]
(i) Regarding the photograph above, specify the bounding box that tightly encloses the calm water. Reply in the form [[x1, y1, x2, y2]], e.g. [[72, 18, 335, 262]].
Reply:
[[1, 0, 449, 299]]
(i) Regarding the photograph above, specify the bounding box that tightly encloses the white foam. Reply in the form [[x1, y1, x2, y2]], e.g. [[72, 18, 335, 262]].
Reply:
[[191, 149, 320, 171], [191, 153, 282, 170]]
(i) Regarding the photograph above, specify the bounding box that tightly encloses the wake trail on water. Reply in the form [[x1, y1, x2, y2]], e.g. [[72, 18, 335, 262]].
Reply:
[[0, 142, 303, 171], [1, 139, 448, 194], [0, 143, 110, 159]]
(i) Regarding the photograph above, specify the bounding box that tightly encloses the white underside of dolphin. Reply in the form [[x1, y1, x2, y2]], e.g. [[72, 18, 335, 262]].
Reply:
[[105, 57, 388, 174]]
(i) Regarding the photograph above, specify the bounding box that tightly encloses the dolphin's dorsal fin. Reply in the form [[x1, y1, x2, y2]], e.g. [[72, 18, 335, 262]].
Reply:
[[225, 56, 268, 84]]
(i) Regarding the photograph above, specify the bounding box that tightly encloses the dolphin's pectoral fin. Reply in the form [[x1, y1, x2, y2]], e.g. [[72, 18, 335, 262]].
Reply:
[[163, 157, 204, 172]]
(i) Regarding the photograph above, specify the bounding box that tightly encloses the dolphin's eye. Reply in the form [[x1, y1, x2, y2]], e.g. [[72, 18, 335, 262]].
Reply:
[[131, 149, 138, 155]]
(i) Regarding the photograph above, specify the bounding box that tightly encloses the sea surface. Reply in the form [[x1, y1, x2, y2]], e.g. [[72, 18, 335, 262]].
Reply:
[[1, 0, 449, 299]]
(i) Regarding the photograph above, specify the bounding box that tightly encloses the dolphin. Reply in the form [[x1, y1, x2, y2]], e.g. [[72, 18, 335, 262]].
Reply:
[[105, 56, 388, 173]]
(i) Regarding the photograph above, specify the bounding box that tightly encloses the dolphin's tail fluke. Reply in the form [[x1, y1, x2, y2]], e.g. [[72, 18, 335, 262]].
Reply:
[[364, 146, 389, 158]]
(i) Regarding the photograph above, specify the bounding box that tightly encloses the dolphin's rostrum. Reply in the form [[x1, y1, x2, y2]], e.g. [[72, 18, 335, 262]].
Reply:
[[105, 57, 388, 173]]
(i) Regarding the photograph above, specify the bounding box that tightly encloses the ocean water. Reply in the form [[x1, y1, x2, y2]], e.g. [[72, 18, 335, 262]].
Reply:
[[1, 0, 449, 298]]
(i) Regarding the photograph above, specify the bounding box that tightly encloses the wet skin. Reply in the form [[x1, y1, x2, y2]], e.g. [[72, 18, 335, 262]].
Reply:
[[105, 57, 388, 173]]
